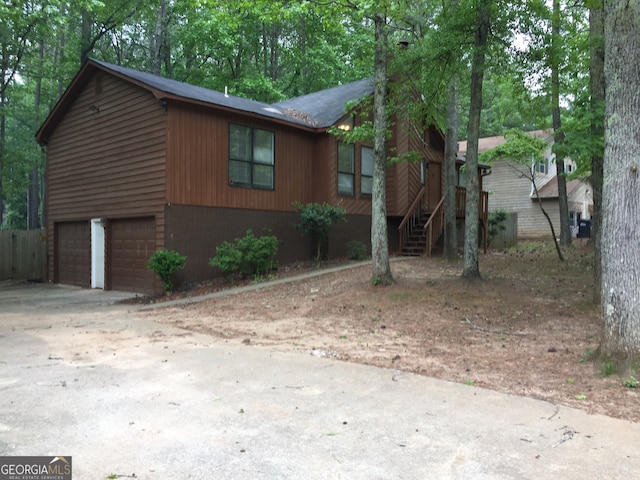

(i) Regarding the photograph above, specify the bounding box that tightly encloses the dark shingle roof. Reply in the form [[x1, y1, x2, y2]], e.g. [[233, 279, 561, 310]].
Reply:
[[94, 60, 372, 129], [91, 59, 313, 127], [36, 59, 375, 143], [272, 78, 374, 128]]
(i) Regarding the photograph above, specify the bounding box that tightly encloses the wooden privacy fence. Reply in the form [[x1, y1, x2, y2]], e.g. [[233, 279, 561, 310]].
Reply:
[[0, 229, 47, 281], [490, 212, 518, 249]]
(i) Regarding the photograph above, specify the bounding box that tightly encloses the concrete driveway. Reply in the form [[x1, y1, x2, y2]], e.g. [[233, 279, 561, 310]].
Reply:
[[1, 281, 639, 479]]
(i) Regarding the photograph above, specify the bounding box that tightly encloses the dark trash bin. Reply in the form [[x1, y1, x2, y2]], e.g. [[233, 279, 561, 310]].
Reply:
[[577, 219, 591, 238]]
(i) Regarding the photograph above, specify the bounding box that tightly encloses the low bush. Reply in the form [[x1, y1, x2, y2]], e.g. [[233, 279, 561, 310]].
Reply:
[[147, 249, 187, 292], [293, 202, 346, 261], [209, 230, 278, 280], [346, 240, 368, 260], [488, 209, 509, 244]]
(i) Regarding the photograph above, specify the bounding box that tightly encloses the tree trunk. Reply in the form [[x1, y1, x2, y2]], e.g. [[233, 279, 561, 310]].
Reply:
[[152, 0, 167, 75], [463, 0, 490, 279], [80, 8, 92, 64], [28, 165, 40, 230], [444, 0, 460, 261], [600, 0, 640, 363], [551, 0, 571, 246], [443, 80, 459, 260], [30, 41, 44, 230], [589, 3, 605, 302], [371, 12, 393, 285], [57, 20, 66, 98], [0, 57, 5, 226]]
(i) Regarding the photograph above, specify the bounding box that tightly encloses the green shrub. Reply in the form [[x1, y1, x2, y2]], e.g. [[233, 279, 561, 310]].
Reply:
[[147, 249, 187, 292], [488, 209, 509, 244], [209, 230, 278, 280], [346, 240, 368, 260], [208, 240, 243, 280], [236, 230, 279, 277], [293, 201, 346, 261]]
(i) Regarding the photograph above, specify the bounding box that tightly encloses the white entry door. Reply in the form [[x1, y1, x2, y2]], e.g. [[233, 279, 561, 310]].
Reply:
[[91, 219, 105, 289]]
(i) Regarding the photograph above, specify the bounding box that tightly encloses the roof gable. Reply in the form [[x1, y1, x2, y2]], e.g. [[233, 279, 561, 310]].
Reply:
[[273, 78, 374, 128], [457, 130, 553, 155], [36, 59, 373, 143], [536, 176, 582, 199]]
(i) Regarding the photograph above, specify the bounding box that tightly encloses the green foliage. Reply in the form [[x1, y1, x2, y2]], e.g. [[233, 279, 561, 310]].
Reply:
[[601, 361, 616, 377], [488, 209, 509, 244], [293, 202, 346, 261], [346, 240, 368, 261], [208, 240, 243, 280], [623, 376, 638, 388], [479, 129, 549, 165], [553, 96, 604, 179], [209, 230, 278, 280], [147, 249, 187, 292], [580, 347, 595, 363]]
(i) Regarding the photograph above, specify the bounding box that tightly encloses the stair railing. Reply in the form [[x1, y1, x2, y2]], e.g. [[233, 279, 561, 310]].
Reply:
[[398, 186, 427, 253], [422, 196, 445, 257]]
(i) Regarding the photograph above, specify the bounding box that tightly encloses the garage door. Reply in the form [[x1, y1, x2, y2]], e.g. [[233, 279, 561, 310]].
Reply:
[[110, 217, 156, 294], [56, 221, 91, 287]]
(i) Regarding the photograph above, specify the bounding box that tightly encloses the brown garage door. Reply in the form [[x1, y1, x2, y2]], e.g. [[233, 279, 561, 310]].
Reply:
[[110, 217, 156, 294], [56, 221, 90, 287]]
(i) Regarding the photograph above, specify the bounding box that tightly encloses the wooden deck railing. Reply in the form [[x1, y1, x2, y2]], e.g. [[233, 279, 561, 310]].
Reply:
[[455, 186, 489, 224], [454, 187, 490, 253]]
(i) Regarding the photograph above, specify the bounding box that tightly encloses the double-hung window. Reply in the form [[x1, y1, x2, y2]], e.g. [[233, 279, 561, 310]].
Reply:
[[337, 141, 355, 196], [229, 124, 275, 189], [361, 146, 374, 195], [535, 157, 549, 175]]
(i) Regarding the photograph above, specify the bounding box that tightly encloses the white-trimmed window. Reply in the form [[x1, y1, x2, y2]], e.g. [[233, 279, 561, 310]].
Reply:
[[229, 124, 274, 189], [361, 146, 374, 195], [565, 162, 575, 174], [338, 141, 355, 196], [536, 157, 549, 175]]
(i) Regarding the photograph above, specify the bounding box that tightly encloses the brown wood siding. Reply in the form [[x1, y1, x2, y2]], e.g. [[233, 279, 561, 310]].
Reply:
[[55, 221, 90, 287], [313, 135, 375, 216], [166, 103, 315, 211], [388, 117, 408, 216], [312, 136, 331, 204], [164, 204, 373, 285], [45, 74, 167, 285]]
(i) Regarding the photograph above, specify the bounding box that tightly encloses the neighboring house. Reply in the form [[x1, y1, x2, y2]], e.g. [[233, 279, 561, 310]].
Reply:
[[38, 59, 469, 294], [459, 131, 593, 239]]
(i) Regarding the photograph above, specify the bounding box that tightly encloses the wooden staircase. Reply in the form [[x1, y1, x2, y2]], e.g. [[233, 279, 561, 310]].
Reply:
[[398, 187, 489, 257], [398, 193, 444, 257]]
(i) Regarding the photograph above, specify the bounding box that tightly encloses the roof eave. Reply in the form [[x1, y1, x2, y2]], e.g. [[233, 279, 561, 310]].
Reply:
[[36, 59, 323, 143]]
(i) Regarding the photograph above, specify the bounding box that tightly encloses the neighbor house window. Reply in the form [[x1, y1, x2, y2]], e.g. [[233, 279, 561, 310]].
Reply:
[[536, 157, 549, 175], [361, 146, 374, 195], [229, 124, 274, 189], [338, 141, 355, 196]]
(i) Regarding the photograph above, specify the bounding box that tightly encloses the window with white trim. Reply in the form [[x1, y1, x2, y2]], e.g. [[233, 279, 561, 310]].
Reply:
[[536, 157, 549, 175], [229, 124, 274, 189]]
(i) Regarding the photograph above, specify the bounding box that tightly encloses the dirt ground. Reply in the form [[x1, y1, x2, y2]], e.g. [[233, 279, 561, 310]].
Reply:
[[140, 241, 639, 423]]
